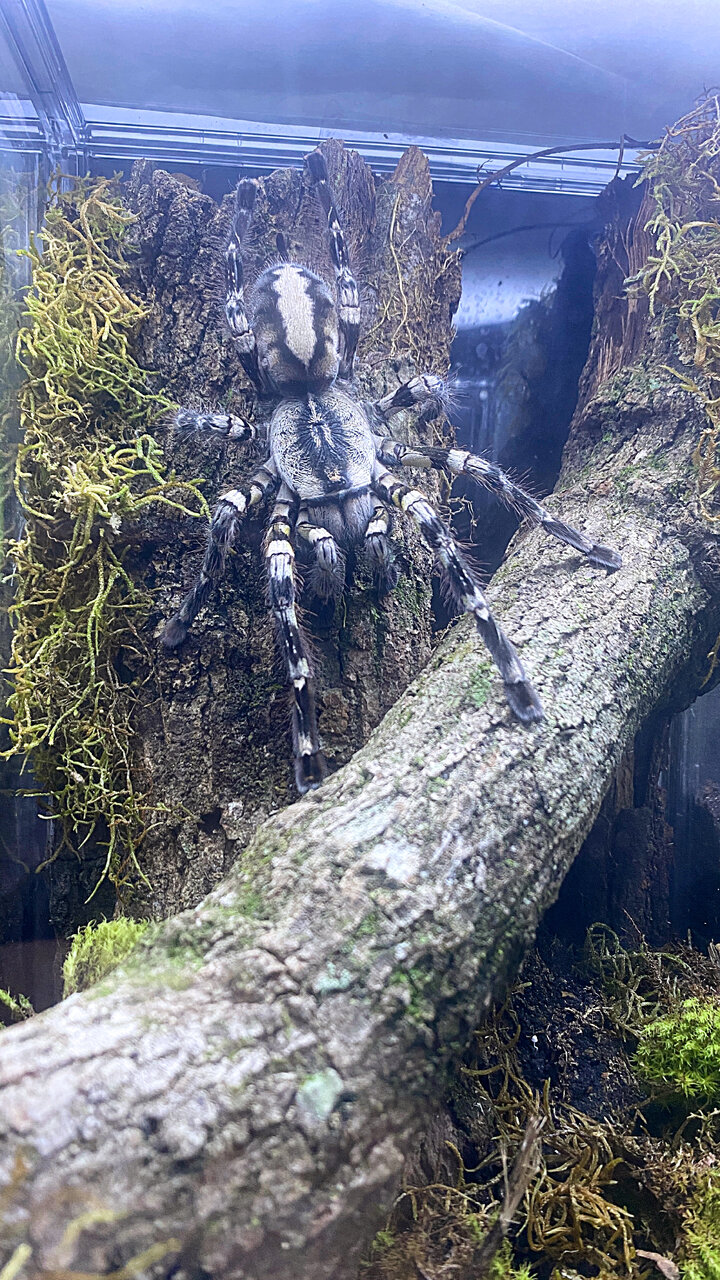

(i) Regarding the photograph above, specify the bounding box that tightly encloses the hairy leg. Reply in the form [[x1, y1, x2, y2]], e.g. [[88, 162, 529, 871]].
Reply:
[[161, 461, 277, 646], [376, 439, 622, 571], [305, 149, 360, 379], [265, 490, 327, 792], [374, 464, 543, 723], [174, 407, 259, 443], [373, 373, 447, 419], [226, 179, 264, 391], [296, 504, 345, 600], [363, 497, 399, 592]]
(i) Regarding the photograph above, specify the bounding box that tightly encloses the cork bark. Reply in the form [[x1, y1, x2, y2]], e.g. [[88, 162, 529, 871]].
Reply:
[[1, 176, 719, 1279], [120, 141, 460, 917]]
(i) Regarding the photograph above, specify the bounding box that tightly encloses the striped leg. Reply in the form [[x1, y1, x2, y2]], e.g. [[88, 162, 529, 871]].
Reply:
[[174, 407, 258, 443], [374, 373, 448, 419], [363, 498, 399, 592], [226, 179, 264, 391], [376, 440, 622, 572], [305, 150, 360, 379], [265, 491, 327, 792], [296, 505, 345, 600], [162, 461, 277, 647], [374, 464, 543, 724]]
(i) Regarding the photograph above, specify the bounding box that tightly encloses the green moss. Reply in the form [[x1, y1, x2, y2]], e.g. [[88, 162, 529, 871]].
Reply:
[[630, 94, 720, 528], [1, 175, 207, 893], [682, 1173, 720, 1280], [635, 997, 720, 1102], [62, 916, 149, 996], [0, 987, 33, 1022]]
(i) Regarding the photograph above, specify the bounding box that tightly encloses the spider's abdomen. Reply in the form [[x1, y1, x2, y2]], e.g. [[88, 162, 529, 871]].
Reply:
[[270, 387, 376, 501], [252, 264, 340, 394]]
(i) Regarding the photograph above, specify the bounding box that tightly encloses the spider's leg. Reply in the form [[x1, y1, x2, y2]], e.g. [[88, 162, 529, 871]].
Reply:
[[162, 460, 277, 647], [376, 440, 622, 572], [226, 179, 264, 392], [373, 373, 448, 419], [266, 490, 327, 792], [174, 407, 259, 443], [374, 464, 543, 724], [363, 497, 399, 592], [296, 503, 345, 600], [305, 149, 360, 379]]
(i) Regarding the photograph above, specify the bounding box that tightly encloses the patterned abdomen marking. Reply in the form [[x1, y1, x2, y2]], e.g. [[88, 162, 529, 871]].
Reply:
[[270, 386, 376, 501]]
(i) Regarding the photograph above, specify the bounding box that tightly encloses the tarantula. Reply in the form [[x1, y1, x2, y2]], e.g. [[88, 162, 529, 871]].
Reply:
[[162, 149, 621, 793]]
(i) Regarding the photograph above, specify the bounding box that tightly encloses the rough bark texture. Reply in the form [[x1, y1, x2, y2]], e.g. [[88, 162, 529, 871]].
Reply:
[[1, 175, 720, 1278], [86, 142, 460, 920]]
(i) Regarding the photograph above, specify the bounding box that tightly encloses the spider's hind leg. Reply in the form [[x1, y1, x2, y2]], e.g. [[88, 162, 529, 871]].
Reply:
[[377, 439, 622, 571], [373, 373, 449, 420], [374, 464, 543, 723], [296, 504, 346, 601], [161, 461, 277, 647], [266, 491, 327, 792]]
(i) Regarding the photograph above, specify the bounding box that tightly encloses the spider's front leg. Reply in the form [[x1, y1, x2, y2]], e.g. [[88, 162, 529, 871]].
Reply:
[[306, 150, 360, 379], [374, 463, 543, 723], [373, 373, 448, 419], [377, 439, 622, 572], [265, 490, 327, 792], [161, 460, 277, 647], [174, 407, 259, 443], [226, 179, 264, 392]]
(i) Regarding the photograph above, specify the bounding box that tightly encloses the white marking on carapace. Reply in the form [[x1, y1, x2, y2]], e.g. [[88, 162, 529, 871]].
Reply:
[[274, 266, 317, 367]]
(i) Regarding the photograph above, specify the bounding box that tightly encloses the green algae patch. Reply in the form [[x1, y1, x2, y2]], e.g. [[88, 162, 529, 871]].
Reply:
[[63, 916, 150, 996], [1, 175, 207, 893]]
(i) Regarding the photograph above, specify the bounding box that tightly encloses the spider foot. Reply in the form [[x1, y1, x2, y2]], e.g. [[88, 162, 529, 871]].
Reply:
[[306, 148, 329, 183], [309, 562, 345, 601], [587, 543, 623, 571], [162, 616, 189, 648], [504, 679, 544, 724], [374, 561, 400, 595], [295, 750, 328, 793]]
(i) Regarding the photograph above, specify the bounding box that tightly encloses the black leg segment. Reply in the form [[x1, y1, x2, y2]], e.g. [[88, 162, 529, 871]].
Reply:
[[265, 491, 327, 792], [306, 149, 360, 379], [162, 462, 277, 647], [374, 464, 544, 724], [376, 440, 622, 571]]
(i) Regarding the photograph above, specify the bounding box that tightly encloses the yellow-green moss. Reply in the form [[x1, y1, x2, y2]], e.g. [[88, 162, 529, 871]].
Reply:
[[682, 1173, 720, 1280], [63, 916, 150, 996], [635, 997, 720, 1102], [632, 93, 720, 528], [1, 174, 207, 892], [0, 987, 33, 1023]]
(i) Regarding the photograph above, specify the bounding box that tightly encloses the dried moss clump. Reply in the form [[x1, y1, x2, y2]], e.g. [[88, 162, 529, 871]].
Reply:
[[63, 916, 150, 995], [634, 94, 720, 526], [2, 175, 207, 891]]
